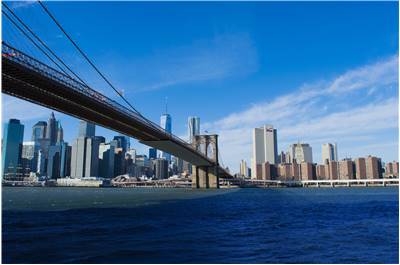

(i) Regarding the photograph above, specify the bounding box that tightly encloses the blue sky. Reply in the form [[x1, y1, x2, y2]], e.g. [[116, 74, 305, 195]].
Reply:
[[2, 1, 398, 172]]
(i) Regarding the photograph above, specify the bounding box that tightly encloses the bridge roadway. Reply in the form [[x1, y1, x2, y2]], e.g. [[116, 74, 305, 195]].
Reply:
[[1, 43, 231, 178]]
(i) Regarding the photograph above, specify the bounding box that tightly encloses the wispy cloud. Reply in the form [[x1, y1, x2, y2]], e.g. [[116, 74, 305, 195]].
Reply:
[[9, 1, 36, 9], [2, 95, 50, 121], [205, 55, 399, 172], [114, 33, 258, 93]]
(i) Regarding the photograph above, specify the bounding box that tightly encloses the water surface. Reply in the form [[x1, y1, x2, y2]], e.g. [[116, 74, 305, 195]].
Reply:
[[2, 187, 399, 263]]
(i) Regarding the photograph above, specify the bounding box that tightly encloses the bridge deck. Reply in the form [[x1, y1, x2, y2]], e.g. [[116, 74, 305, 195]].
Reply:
[[2, 43, 229, 172]]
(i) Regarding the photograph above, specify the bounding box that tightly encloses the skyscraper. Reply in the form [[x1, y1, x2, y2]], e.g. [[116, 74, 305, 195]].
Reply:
[[321, 143, 338, 163], [21, 141, 39, 173], [70, 136, 100, 178], [149, 148, 157, 160], [160, 113, 172, 161], [98, 142, 115, 178], [78, 120, 95, 137], [31, 121, 47, 142], [288, 143, 313, 163], [239, 160, 248, 177], [113, 135, 128, 153], [252, 125, 278, 179], [56, 122, 64, 143], [188, 116, 200, 143], [46, 112, 57, 145], [2, 119, 24, 176]]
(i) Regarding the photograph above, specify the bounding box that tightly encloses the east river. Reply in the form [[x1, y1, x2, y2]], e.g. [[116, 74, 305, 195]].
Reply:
[[2, 187, 399, 263]]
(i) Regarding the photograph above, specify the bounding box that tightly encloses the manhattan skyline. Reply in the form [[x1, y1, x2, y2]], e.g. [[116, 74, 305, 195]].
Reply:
[[2, 1, 398, 172]]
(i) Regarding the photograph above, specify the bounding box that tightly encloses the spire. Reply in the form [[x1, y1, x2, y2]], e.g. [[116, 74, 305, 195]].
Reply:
[[165, 96, 168, 114]]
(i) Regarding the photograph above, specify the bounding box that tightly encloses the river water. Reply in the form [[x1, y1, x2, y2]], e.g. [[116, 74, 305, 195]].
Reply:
[[2, 187, 399, 263]]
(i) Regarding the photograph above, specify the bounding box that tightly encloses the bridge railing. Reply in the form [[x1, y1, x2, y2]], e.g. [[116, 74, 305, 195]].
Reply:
[[2, 42, 216, 164]]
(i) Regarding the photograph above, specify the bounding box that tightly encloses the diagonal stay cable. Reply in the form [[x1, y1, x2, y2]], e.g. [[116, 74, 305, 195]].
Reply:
[[2, 10, 74, 79], [2, 1, 90, 88], [37, 0, 147, 120]]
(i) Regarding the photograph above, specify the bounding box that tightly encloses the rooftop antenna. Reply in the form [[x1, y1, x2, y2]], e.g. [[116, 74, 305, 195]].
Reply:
[[165, 96, 168, 114]]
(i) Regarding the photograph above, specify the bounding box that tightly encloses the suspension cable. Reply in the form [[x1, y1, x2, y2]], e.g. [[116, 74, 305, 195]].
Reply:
[[2, 2, 90, 88], [2, 10, 73, 78], [37, 0, 146, 118]]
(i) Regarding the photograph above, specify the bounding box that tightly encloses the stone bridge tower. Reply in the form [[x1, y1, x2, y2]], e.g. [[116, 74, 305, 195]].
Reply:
[[191, 134, 219, 188]]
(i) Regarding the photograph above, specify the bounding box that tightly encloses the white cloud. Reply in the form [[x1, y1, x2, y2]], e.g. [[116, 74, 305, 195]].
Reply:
[[2, 95, 50, 122], [114, 33, 259, 93], [206, 55, 399, 173]]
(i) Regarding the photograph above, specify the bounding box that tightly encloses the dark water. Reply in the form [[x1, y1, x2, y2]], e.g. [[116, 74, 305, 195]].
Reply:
[[2, 187, 399, 263]]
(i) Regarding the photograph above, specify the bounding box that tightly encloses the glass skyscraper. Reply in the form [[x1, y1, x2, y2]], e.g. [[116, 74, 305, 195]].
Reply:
[[160, 113, 172, 161], [188, 116, 200, 143], [2, 119, 24, 176]]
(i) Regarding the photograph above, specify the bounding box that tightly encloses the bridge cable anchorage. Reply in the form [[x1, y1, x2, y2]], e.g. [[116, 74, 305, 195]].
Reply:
[[2, 2, 90, 88], [37, 0, 151, 124], [1, 10, 75, 80]]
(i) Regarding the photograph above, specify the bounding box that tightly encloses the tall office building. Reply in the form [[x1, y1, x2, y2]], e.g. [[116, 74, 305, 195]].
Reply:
[[59, 142, 71, 178], [98, 143, 115, 178], [154, 158, 169, 179], [188, 116, 200, 143], [45, 112, 57, 145], [160, 113, 172, 161], [78, 120, 95, 137], [47, 145, 61, 179], [239, 160, 248, 177], [113, 135, 129, 153], [288, 143, 313, 163], [31, 121, 47, 142], [2, 119, 24, 176], [252, 125, 278, 179], [70, 136, 100, 178], [21, 141, 39, 173], [321, 143, 338, 163], [149, 148, 157, 160], [56, 122, 63, 143]]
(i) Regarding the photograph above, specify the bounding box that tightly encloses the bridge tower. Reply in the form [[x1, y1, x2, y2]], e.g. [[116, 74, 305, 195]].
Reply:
[[191, 134, 219, 188]]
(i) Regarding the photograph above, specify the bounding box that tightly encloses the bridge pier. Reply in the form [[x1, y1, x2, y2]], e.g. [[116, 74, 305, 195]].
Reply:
[[192, 165, 219, 188]]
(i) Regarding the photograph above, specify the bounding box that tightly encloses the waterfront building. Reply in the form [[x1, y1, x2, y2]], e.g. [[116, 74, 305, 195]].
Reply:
[[385, 162, 394, 177], [45, 112, 57, 145], [290, 161, 300, 181], [47, 145, 61, 179], [289, 143, 313, 163], [154, 158, 169, 179], [321, 143, 338, 163], [262, 161, 271, 180], [2, 119, 24, 177], [366, 156, 379, 179], [188, 116, 200, 143], [98, 143, 115, 178], [113, 147, 125, 177], [70, 135, 100, 178], [149, 148, 157, 160], [339, 160, 354, 180], [300, 162, 314, 180], [252, 125, 278, 178], [277, 163, 291, 180], [239, 160, 248, 177], [21, 141, 39, 174], [354, 157, 367, 179], [316, 164, 326, 180], [78, 120, 95, 137], [160, 113, 172, 161], [59, 142, 71, 178], [394, 162, 399, 177], [329, 161, 339, 180], [31, 121, 47, 142]]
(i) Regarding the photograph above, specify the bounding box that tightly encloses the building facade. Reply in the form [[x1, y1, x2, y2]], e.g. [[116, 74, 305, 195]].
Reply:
[[252, 125, 278, 178]]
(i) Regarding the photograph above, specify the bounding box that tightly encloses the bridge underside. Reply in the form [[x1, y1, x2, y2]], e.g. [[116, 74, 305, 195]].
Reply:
[[2, 58, 214, 167]]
